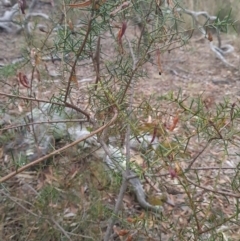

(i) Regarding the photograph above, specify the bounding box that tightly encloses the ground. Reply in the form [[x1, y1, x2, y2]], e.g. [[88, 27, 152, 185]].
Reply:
[[0, 1, 240, 241]]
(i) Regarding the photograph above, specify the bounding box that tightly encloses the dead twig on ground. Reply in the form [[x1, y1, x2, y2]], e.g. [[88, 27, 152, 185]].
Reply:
[[178, 8, 236, 69]]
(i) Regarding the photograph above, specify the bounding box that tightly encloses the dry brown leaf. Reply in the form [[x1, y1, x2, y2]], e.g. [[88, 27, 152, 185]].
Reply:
[[156, 49, 162, 75], [35, 68, 41, 82], [70, 66, 79, 87], [207, 31, 213, 42], [168, 115, 179, 131], [67, 0, 92, 8], [0, 148, 3, 159], [110, 1, 130, 17], [175, 162, 183, 175], [18, 72, 30, 88], [139, 121, 166, 137], [118, 22, 127, 53], [113, 225, 129, 236], [126, 234, 133, 241], [118, 229, 129, 236], [138, 212, 145, 219], [67, 0, 106, 10], [67, 19, 74, 32], [35, 53, 41, 66], [126, 217, 136, 223], [130, 154, 145, 166]]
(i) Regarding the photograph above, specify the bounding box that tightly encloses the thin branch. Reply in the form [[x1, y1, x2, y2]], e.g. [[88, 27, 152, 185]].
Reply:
[[103, 175, 128, 241], [119, 34, 150, 104], [209, 41, 237, 69], [0, 4, 18, 32], [186, 178, 240, 198], [198, 213, 237, 235], [1, 190, 92, 240], [50, 217, 73, 241], [186, 140, 212, 170], [177, 7, 237, 69], [92, 36, 101, 90], [0, 119, 87, 132], [65, 102, 90, 120], [104, 36, 137, 241], [188, 167, 238, 171], [0, 189, 39, 217], [0, 92, 66, 105], [178, 177, 202, 235], [0, 92, 90, 120], [64, 17, 93, 102]]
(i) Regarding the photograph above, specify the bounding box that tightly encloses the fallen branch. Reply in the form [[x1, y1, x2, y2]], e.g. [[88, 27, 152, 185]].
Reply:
[[178, 8, 236, 69], [0, 108, 118, 183]]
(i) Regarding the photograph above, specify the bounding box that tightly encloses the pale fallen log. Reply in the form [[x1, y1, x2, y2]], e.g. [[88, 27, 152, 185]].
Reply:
[[2, 103, 163, 212]]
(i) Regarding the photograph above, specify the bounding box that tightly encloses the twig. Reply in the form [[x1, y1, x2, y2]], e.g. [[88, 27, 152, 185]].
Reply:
[[110, 1, 131, 17], [186, 140, 211, 170], [178, 177, 202, 235], [103, 174, 128, 241], [92, 36, 101, 90], [0, 92, 65, 105], [179, 8, 216, 36], [0, 119, 87, 132], [0, 189, 39, 217], [119, 34, 138, 103], [178, 8, 236, 69], [64, 16, 93, 103], [188, 167, 238, 171], [51, 217, 73, 241], [143, 173, 160, 193], [1, 189, 93, 240], [198, 213, 237, 235], [65, 102, 90, 120], [186, 178, 240, 198], [103, 36, 163, 239], [209, 42, 237, 69], [0, 4, 19, 22], [104, 36, 137, 241], [0, 3, 19, 32], [0, 92, 90, 120], [126, 37, 162, 212]]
